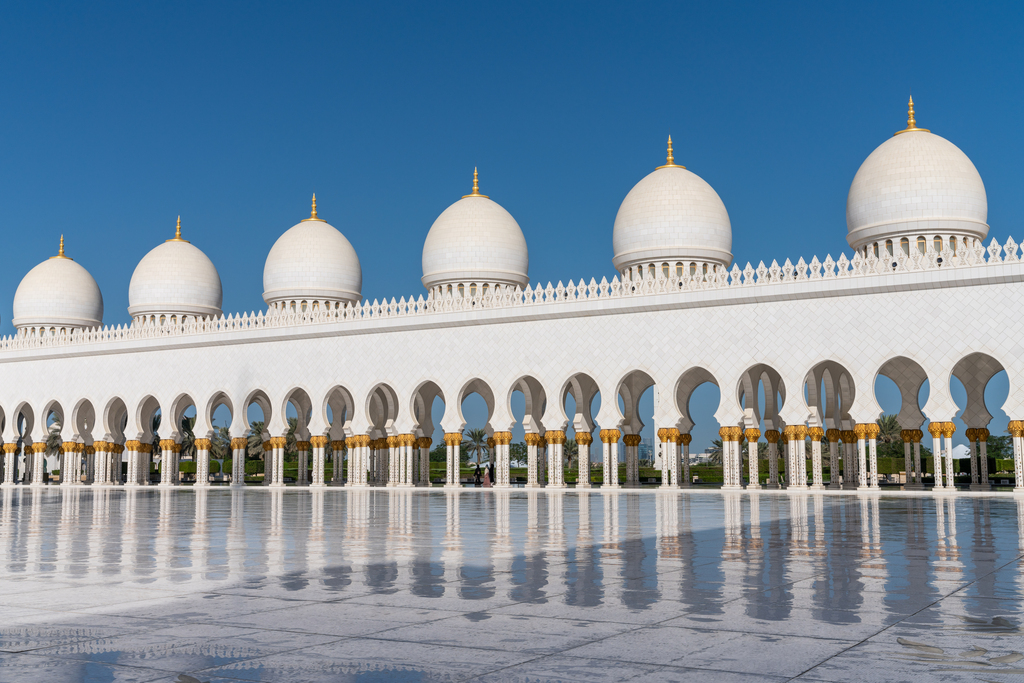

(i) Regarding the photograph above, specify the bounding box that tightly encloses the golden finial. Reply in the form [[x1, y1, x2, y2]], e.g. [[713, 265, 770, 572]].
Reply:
[[656, 135, 685, 169], [166, 215, 190, 243], [462, 167, 489, 198], [50, 234, 71, 260], [895, 95, 929, 135], [302, 193, 321, 221]]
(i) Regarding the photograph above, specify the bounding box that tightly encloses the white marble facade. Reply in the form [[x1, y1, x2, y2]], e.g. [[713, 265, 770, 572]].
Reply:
[[1, 102, 1023, 494]]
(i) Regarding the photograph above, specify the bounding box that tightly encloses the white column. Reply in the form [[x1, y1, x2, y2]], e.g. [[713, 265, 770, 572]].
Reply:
[[979, 430, 990, 485], [195, 440, 211, 487], [576, 434, 592, 489], [296, 441, 309, 486], [680, 434, 691, 487], [766, 432, 779, 488], [917, 432, 925, 485], [1, 444, 17, 486], [942, 424, 956, 490], [810, 427, 824, 489], [92, 442, 108, 485], [746, 428, 761, 489], [795, 426, 809, 489], [856, 426, 868, 490], [868, 427, 879, 489], [902, 435, 912, 487], [1010, 422, 1024, 493], [526, 434, 540, 488], [419, 438, 431, 487], [230, 438, 247, 486], [310, 436, 327, 487], [930, 425, 944, 490], [546, 432, 566, 488], [827, 430, 840, 489], [444, 434, 461, 488], [967, 429, 979, 485]]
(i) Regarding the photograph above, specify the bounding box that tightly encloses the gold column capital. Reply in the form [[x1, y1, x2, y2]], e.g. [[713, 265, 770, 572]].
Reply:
[[744, 428, 761, 442], [808, 427, 824, 440], [978, 428, 989, 442], [230, 437, 248, 449], [853, 424, 869, 439], [679, 433, 692, 446], [575, 432, 593, 446], [764, 429, 781, 444], [927, 423, 944, 437], [623, 434, 642, 447], [444, 432, 464, 446], [940, 421, 956, 438], [194, 438, 212, 450], [598, 429, 621, 444], [825, 428, 840, 442], [2, 443, 18, 454]]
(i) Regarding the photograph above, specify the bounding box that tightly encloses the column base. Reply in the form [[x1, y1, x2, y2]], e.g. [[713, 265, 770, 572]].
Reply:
[[827, 483, 842, 490], [60, 481, 83, 487], [721, 484, 743, 490], [309, 483, 328, 489], [0, 482, 18, 488], [443, 483, 462, 490], [416, 482, 431, 487], [765, 482, 781, 490], [576, 482, 592, 489], [1014, 487, 1024, 495], [547, 483, 567, 489], [268, 482, 287, 489], [345, 482, 369, 488], [524, 483, 543, 489], [746, 483, 761, 490], [28, 482, 47, 488], [809, 484, 826, 490], [493, 483, 512, 489], [398, 483, 415, 488], [194, 482, 211, 488], [602, 483, 621, 490], [660, 483, 680, 490], [857, 485, 878, 492]]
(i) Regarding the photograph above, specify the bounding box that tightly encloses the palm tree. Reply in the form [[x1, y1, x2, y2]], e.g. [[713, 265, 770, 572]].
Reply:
[[564, 438, 579, 471], [248, 421, 265, 460], [45, 422, 62, 481], [463, 428, 489, 465], [211, 426, 231, 461], [876, 414, 901, 444], [179, 415, 196, 461]]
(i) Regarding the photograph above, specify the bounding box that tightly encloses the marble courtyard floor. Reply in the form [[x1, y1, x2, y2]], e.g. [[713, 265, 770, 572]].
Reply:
[[0, 487, 1022, 682]]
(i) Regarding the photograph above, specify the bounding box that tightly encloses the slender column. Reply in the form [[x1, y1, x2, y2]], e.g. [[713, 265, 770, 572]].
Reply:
[[418, 437, 433, 487], [230, 438, 247, 486], [310, 436, 328, 487], [720, 427, 741, 489], [386, 435, 398, 487], [92, 441, 108, 485], [267, 436, 286, 487], [126, 442, 141, 486], [159, 440, 177, 486], [400, 434, 416, 487], [294, 441, 309, 486], [966, 428, 979, 485], [538, 436, 548, 486], [941, 422, 956, 490], [140, 443, 153, 485], [826, 429, 840, 489], [765, 430, 780, 488], [377, 438, 388, 485], [600, 429, 621, 489], [492, 432, 511, 487], [781, 426, 797, 488], [110, 444, 124, 484], [679, 433, 691, 487], [912, 430, 923, 485], [487, 436, 496, 478], [524, 433, 541, 487], [853, 424, 869, 490], [30, 443, 46, 485], [809, 427, 824, 489], [1, 443, 18, 486], [575, 432, 592, 489], [745, 428, 761, 489], [1008, 421, 1024, 493], [928, 423, 944, 490], [657, 429, 674, 488], [866, 423, 880, 489], [794, 425, 809, 489], [444, 433, 462, 488], [623, 434, 641, 488], [546, 431, 566, 488], [979, 428, 990, 486], [901, 430, 913, 488], [61, 442, 82, 486], [195, 438, 211, 487]]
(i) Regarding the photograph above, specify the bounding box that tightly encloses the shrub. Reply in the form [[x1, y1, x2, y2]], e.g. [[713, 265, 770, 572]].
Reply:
[[179, 461, 197, 474], [245, 459, 265, 474], [209, 460, 221, 474]]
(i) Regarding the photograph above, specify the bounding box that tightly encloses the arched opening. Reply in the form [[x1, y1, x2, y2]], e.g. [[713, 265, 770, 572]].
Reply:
[[410, 381, 445, 486], [736, 364, 786, 488], [244, 389, 273, 482], [323, 385, 355, 485], [675, 368, 721, 487], [561, 373, 601, 487], [458, 379, 495, 474], [806, 361, 856, 489], [508, 376, 546, 486], [951, 352, 1010, 489], [366, 383, 400, 486], [615, 370, 655, 488], [875, 356, 930, 487], [41, 400, 65, 484], [14, 403, 36, 484], [275, 388, 313, 486]]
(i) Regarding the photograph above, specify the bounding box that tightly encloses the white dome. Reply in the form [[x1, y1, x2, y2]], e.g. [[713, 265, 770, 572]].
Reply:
[[128, 221, 223, 320], [13, 240, 103, 332], [612, 145, 732, 274], [421, 172, 529, 291], [263, 199, 362, 306], [846, 103, 987, 251]]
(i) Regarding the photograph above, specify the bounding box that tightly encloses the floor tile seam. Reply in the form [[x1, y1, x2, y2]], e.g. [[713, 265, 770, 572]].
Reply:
[[553, 651, 819, 678], [6, 648, 222, 676]]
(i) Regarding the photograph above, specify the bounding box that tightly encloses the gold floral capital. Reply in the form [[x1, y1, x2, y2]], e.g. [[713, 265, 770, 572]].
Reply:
[[853, 424, 869, 439], [826, 428, 840, 442], [764, 430, 781, 444], [978, 428, 989, 442], [575, 432, 593, 446], [657, 428, 673, 443], [808, 427, 824, 440], [309, 436, 329, 448], [782, 426, 799, 442], [865, 424, 880, 439], [159, 439, 177, 451], [194, 438, 212, 450], [545, 430, 567, 445], [940, 421, 956, 438], [2, 443, 17, 454], [492, 431, 512, 445], [598, 429, 621, 444], [679, 433, 692, 446], [444, 433, 463, 446], [230, 437, 248, 450], [744, 428, 761, 442], [623, 434, 642, 447], [927, 423, 944, 437]]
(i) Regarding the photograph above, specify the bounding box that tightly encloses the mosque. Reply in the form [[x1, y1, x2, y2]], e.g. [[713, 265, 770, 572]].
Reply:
[[1, 99, 1022, 495]]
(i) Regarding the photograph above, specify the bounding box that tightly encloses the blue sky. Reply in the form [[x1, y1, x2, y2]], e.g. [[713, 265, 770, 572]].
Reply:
[[2, 1, 1021, 451]]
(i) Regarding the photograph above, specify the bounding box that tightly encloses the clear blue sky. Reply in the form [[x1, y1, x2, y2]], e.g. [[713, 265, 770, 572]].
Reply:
[[2, 1, 1021, 451]]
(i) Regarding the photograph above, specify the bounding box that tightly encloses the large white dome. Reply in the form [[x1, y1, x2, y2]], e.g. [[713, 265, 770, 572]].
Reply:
[[421, 170, 529, 292], [12, 237, 103, 333], [846, 100, 987, 251], [263, 197, 362, 308], [612, 139, 732, 275], [128, 218, 223, 321]]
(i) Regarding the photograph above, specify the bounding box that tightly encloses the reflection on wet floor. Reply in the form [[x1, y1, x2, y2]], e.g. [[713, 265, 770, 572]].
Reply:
[[0, 487, 1022, 682]]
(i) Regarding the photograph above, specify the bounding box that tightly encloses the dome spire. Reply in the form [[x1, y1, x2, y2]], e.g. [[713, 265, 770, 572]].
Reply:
[[656, 135, 685, 169], [463, 167, 489, 198], [895, 96, 930, 135], [166, 215, 190, 243], [302, 193, 321, 222], [50, 234, 71, 260]]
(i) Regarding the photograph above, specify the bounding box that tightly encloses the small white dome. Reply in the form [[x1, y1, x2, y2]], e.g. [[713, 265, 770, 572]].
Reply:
[[421, 171, 529, 291], [128, 219, 223, 321], [13, 238, 103, 332], [612, 141, 732, 274], [263, 197, 362, 307], [846, 101, 987, 251]]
